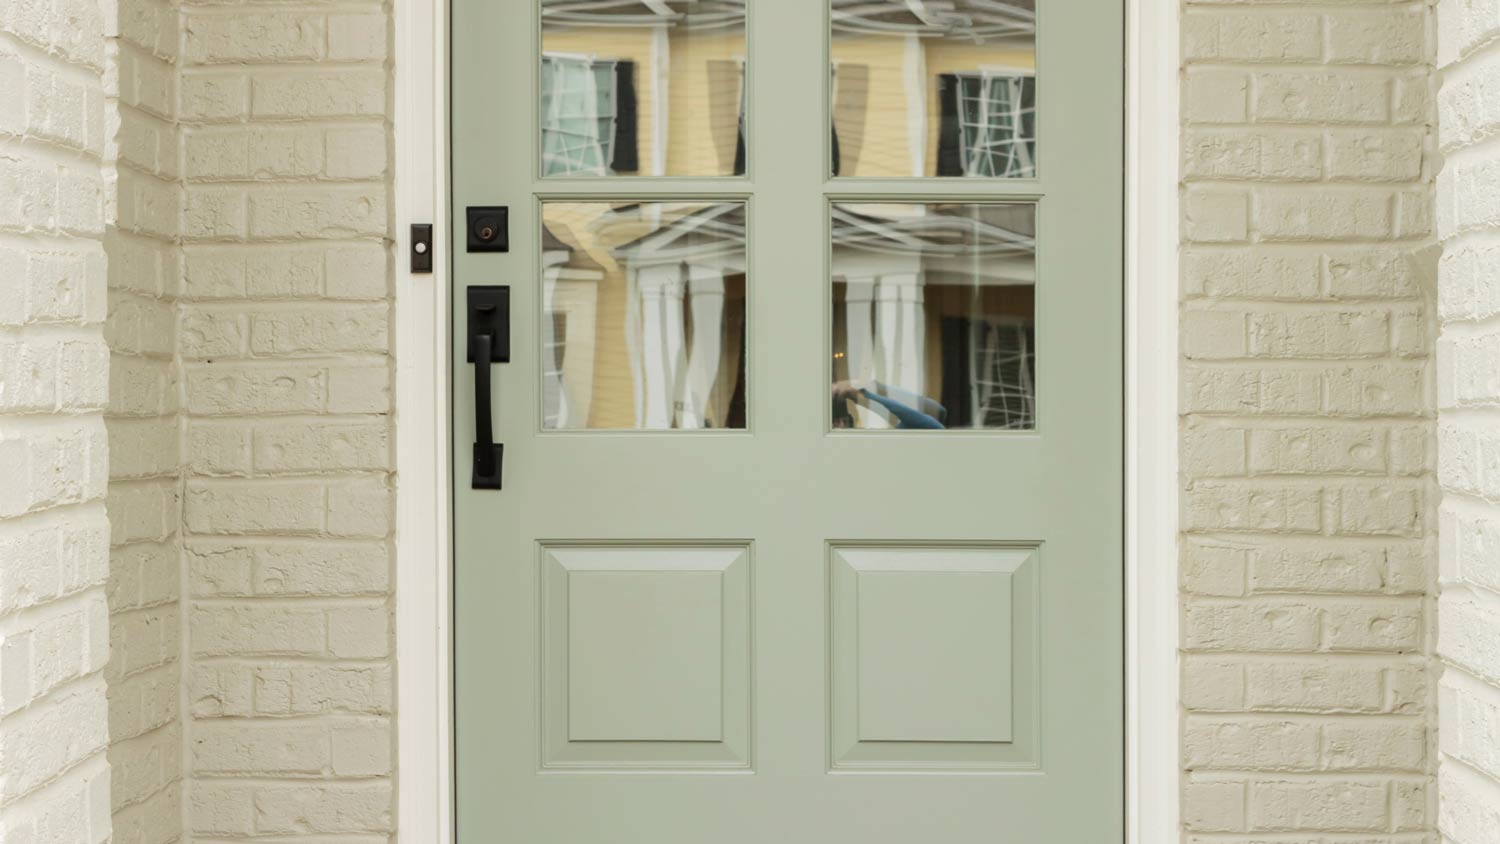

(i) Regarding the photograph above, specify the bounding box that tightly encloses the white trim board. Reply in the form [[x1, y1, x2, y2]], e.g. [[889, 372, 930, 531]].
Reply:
[[392, 3, 1180, 842]]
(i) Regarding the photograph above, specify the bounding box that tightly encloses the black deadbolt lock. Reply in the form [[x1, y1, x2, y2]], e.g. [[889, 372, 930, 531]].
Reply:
[[466, 206, 509, 253]]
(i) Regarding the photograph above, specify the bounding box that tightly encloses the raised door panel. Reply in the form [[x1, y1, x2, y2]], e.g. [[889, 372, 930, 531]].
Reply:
[[542, 544, 752, 770], [829, 544, 1038, 770]]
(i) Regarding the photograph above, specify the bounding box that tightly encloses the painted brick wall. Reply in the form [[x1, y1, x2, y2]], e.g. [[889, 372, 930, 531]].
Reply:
[[0, 0, 115, 840], [1435, 0, 1500, 839], [1180, 1, 1438, 839], [175, 1, 395, 839], [103, 0, 184, 842]]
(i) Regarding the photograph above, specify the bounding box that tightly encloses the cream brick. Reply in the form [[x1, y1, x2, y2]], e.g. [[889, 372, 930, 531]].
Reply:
[[1325, 8, 1427, 65], [190, 720, 330, 775], [1441, 235, 1500, 322], [1327, 247, 1423, 299], [253, 420, 390, 474], [1183, 539, 1250, 597], [1183, 481, 1323, 533], [1183, 248, 1321, 300], [1183, 779, 1247, 833], [1184, 425, 1249, 477], [325, 126, 388, 179], [1185, 68, 1250, 124], [327, 605, 389, 659], [249, 69, 386, 119], [329, 14, 388, 61], [186, 539, 388, 597], [180, 71, 248, 121], [1440, 49, 1500, 151], [1184, 599, 1321, 651], [1245, 660, 1389, 713], [1247, 425, 1389, 475], [248, 304, 389, 356], [1183, 716, 1320, 770], [190, 605, 326, 657], [187, 782, 254, 836], [1185, 188, 1251, 242], [1322, 718, 1427, 771], [182, 12, 326, 64], [184, 479, 325, 535], [1254, 72, 1390, 124], [1328, 129, 1426, 182], [331, 721, 391, 775], [1182, 365, 1322, 415], [184, 364, 326, 415], [191, 662, 390, 717], [251, 782, 392, 834], [247, 184, 388, 239], [1256, 187, 1396, 241], [1321, 598, 1425, 651], [1247, 779, 1390, 831], [1184, 10, 1322, 63], [1247, 307, 1392, 358], [1333, 481, 1424, 537], [1184, 658, 1249, 712], [1441, 591, 1500, 684], [1183, 308, 1250, 359]]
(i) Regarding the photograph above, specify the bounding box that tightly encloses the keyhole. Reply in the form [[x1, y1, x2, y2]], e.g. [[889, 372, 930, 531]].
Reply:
[[479, 225, 495, 240]]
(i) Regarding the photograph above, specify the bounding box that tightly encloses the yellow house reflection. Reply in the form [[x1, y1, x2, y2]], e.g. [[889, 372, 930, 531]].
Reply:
[[539, 0, 1037, 430]]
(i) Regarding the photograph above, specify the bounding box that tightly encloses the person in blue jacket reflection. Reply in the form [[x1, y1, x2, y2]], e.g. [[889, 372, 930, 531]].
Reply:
[[832, 380, 946, 429]]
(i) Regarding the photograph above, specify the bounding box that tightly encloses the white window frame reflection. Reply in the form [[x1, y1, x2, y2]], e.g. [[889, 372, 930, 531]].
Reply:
[[956, 69, 1036, 178], [618, 204, 746, 429], [541, 240, 602, 429], [540, 53, 619, 176]]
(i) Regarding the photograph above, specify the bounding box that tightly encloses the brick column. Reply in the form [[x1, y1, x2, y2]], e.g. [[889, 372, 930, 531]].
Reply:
[[176, 4, 395, 839], [0, 0, 115, 840], [1180, 2, 1437, 837], [1435, 0, 1500, 838]]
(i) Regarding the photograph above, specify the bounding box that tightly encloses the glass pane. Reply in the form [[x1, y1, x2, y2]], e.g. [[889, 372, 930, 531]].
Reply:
[[542, 201, 748, 430], [540, 1, 748, 177], [831, 203, 1036, 430], [829, 1, 1037, 178]]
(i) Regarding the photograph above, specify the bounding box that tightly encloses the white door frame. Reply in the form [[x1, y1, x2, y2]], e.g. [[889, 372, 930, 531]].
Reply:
[[391, 2, 1180, 841]]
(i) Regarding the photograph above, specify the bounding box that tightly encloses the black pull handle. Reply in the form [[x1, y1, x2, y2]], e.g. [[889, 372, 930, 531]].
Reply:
[[468, 287, 509, 490], [473, 331, 501, 488]]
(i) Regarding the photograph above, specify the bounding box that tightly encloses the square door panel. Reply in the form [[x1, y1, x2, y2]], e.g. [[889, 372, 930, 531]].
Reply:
[[829, 544, 1039, 770], [542, 544, 751, 770]]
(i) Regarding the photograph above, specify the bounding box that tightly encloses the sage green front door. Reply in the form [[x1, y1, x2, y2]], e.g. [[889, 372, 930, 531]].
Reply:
[[452, 1, 1123, 840]]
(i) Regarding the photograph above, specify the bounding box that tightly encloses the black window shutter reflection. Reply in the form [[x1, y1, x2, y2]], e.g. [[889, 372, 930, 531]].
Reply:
[[733, 116, 746, 176], [936, 74, 963, 177], [940, 317, 973, 427], [611, 61, 640, 173], [831, 122, 842, 176]]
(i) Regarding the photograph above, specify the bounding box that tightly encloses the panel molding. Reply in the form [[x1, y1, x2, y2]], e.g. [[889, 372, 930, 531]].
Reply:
[[828, 543, 1040, 771], [540, 543, 753, 770]]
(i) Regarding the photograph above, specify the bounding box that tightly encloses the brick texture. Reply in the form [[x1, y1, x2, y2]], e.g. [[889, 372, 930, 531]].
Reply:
[[1182, 2, 1438, 840], [1436, 0, 1500, 840], [177, 0, 394, 839], [104, 0, 185, 842], [0, 0, 115, 841]]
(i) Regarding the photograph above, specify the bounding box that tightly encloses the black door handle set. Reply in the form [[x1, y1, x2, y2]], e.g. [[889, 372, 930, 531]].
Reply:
[[467, 286, 509, 490]]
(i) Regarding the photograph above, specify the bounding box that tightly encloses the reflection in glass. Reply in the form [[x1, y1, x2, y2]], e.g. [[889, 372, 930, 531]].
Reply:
[[540, 1, 748, 177], [829, 0, 1037, 178], [542, 202, 747, 430], [831, 203, 1036, 430]]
